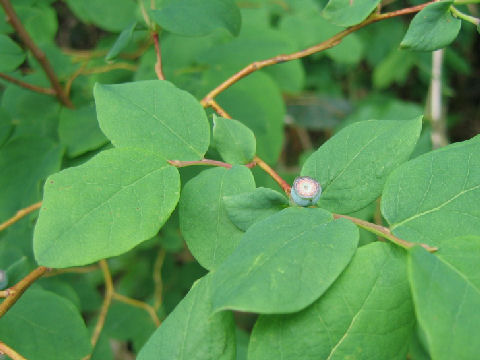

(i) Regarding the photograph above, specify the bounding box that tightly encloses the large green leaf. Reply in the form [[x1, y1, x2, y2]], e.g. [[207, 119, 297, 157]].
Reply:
[[59, 104, 108, 157], [150, 0, 241, 37], [382, 136, 480, 247], [212, 115, 256, 164], [401, 1, 461, 51], [223, 187, 288, 231], [137, 275, 236, 360], [301, 117, 422, 214], [65, 0, 136, 32], [0, 136, 63, 222], [248, 242, 414, 360], [0, 289, 91, 360], [408, 237, 480, 360], [94, 80, 210, 161], [211, 207, 359, 314], [179, 166, 255, 270], [34, 148, 180, 268], [0, 34, 25, 72], [322, 0, 381, 27]]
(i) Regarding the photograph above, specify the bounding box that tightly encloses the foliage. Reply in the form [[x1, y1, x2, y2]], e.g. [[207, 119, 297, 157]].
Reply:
[[0, 0, 479, 359]]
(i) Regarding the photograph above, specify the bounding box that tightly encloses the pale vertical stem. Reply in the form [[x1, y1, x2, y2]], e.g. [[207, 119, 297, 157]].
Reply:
[[429, 49, 448, 149]]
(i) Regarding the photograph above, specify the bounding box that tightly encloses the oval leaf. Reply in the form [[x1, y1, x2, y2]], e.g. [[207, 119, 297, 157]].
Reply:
[[301, 117, 422, 214], [211, 207, 359, 314], [94, 80, 210, 161], [212, 115, 256, 164], [179, 166, 255, 270], [382, 135, 480, 246], [322, 0, 381, 27], [249, 242, 414, 360], [0, 289, 91, 360], [223, 187, 288, 231], [34, 148, 180, 267], [401, 1, 461, 51], [149, 0, 241, 37], [138, 275, 236, 360], [408, 237, 480, 360]]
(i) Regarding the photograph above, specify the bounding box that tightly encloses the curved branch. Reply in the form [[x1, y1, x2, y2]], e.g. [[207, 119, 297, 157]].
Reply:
[[0, 266, 49, 318], [0, 0, 73, 107], [201, 1, 435, 104]]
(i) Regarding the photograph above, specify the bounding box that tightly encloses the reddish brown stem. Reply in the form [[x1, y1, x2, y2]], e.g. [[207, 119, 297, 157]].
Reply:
[[0, 0, 73, 108], [152, 33, 165, 80], [200, 1, 435, 104], [0, 72, 56, 95], [254, 156, 291, 194], [0, 266, 49, 318]]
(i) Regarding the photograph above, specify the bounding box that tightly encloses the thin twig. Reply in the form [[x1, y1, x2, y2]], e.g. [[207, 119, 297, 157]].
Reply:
[[112, 292, 161, 327], [0, 266, 49, 318], [152, 33, 165, 80], [254, 156, 291, 194], [89, 260, 114, 353], [0, 201, 42, 232], [168, 158, 256, 169], [333, 214, 438, 252], [200, 1, 435, 105], [0, 341, 27, 360], [153, 248, 166, 311], [0, 72, 56, 95], [429, 49, 448, 149], [0, 0, 73, 108], [44, 264, 100, 277], [209, 100, 232, 118]]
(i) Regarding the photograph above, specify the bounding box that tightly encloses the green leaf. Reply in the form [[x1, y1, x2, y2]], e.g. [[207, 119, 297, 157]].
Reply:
[[149, 0, 241, 37], [203, 70, 285, 164], [65, 0, 137, 32], [137, 275, 236, 360], [0, 289, 91, 360], [322, 0, 381, 27], [211, 207, 359, 314], [248, 242, 414, 360], [212, 115, 256, 164], [382, 136, 480, 246], [198, 29, 305, 94], [0, 34, 25, 72], [223, 187, 288, 231], [0, 107, 12, 146], [103, 301, 157, 352], [16, 4, 58, 44], [105, 21, 137, 62], [34, 148, 180, 268], [59, 104, 108, 158], [179, 166, 255, 270], [0, 136, 63, 222], [408, 238, 480, 360], [94, 80, 210, 161], [400, 1, 461, 51], [301, 117, 422, 214]]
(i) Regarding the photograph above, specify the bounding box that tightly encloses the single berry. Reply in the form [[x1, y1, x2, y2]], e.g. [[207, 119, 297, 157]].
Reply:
[[290, 176, 322, 207]]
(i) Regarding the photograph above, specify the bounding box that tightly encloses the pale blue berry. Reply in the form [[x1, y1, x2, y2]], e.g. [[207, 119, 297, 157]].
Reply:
[[290, 176, 322, 207]]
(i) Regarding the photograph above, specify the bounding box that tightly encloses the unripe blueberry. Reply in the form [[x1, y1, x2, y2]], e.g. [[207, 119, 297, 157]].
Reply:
[[290, 176, 322, 207], [0, 270, 7, 290]]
